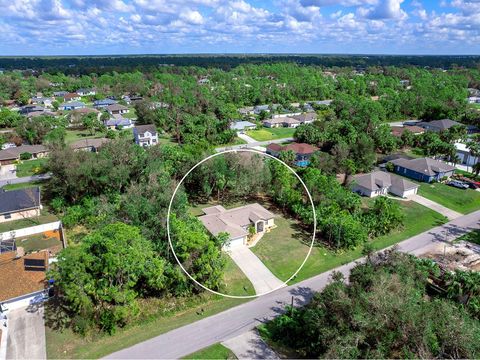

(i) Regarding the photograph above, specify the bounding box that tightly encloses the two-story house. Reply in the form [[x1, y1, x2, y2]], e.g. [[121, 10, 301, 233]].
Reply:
[[133, 124, 158, 147]]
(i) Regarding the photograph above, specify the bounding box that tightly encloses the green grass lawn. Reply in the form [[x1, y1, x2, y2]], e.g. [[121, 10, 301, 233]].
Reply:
[[183, 343, 236, 360], [246, 127, 296, 141], [15, 158, 48, 177], [252, 201, 447, 284], [418, 182, 480, 214], [2, 180, 47, 191], [221, 137, 248, 147], [45, 256, 253, 359], [0, 210, 58, 233], [17, 233, 62, 253], [64, 129, 105, 144], [123, 108, 137, 119], [455, 229, 480, 245]]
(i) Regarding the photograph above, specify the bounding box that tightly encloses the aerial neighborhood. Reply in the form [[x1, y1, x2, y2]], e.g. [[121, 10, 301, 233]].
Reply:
[[0, 55, 479, 360]]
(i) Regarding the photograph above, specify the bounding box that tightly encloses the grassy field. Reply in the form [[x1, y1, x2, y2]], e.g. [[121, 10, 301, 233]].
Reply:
[[456, 229, 480, 245], [64, 129, 105, 144], [418, 182, 480, 214], [184, 343, 236, 359], [0, 211, 58, 233], [45, 257, 253, 359], [252, 201, 447, 284], [15, 158, 48, 177], [246, 127, 295, 141]]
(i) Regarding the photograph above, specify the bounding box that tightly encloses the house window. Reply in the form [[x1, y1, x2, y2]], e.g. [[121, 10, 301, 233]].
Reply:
[[4, 213, 11, 219]]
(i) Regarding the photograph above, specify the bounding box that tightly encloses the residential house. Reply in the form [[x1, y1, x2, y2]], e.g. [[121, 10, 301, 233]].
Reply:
[[291, 112, 316, 124], [0, 145, 49, 165], [53, 91, 68, 97], [30, 96, 53, 108], [70, 138, 110, 152], [455, 142, 479, 167], [391, 126, 425, 137], [63, 93, 81, 102], [468, 96, 480, 104], [266, 142, 319, 167], [263, 117, 300, 128], [19, 105, 44, 115], [76, 88, 96, 96], [230, 121, 256, 133], [390, 157, 456, 183], [106, 104, 129, 115], [59, 101, 85, 111], [238, 106, 255, 116], [104, 117, 134, 130], [417, 119, 464, 132], [310, 100, 332, 106], [94, 98, 117, 108], [254, 105, 270, 115], [198, 203, 275, 248], [0, 187, 41, 223], [133, 124, 158, 147], [27, 110, 56, 118], [351, 171, 419, 198]]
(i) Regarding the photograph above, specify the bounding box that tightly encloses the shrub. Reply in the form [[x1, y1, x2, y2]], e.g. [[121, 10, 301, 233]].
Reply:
[[19, 152, 32, 160]]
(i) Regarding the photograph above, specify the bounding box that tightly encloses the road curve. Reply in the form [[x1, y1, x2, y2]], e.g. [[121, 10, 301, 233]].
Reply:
[[106, 210, 480, 359]]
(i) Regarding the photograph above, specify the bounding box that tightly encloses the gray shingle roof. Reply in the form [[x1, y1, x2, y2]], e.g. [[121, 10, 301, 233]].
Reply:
[[134, 124, 157, 135], [353, 171, 418, 192], [0, 145, 48, 161], [391, 157, 456, 176], [0, 187, 40, 215]]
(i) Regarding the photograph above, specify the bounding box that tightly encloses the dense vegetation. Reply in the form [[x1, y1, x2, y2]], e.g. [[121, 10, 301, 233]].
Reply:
[[261, 250, 480, 359]]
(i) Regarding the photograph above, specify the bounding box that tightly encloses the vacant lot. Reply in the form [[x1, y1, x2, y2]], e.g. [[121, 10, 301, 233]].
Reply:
[[16, 158, 47, 177], [418, 182, 480, 214], [246, 127, 295, 141]]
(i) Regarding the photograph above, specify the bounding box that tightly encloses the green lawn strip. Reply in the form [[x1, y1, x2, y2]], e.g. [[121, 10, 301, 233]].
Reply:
[[64, 129, 105, 145], [183, 343, 237, 359], [15, 158, 48, 177], [16, 233, 61, 253], [45, 256, 253, 359], [417, 182, 480, 214], [221, 137, 248, 147], [245, 128, 295, 141], [2, 180, 46, 191], [123, 108, 137, 119], [252, 201, 447, 284], [455, 229, 480, 245], [0, 211, 58, 233]]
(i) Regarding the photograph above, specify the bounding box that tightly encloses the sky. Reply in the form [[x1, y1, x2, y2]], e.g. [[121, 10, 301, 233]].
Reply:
[[0, 0, 479, 55]]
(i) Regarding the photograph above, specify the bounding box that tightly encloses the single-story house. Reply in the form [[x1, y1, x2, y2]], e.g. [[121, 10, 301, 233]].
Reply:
[[351, 171, 419, 198], [30, 97, 53, 108], [53, 91, 68, 97], [0, 145, 49, 165], [76, 88, 96, 96], [104, 117, 134, 130], [133, 124, 158, 147], [455, 142, 479, 167], [0, 187, 41, 223], [106, 104, 129, 115], [390, 157, 456, 183], [19, 105, 45, 115], [417, 119, 464, 132], [70, 138, 110, 152], [391, 125, 425, 137], [310, 100, 332, 106], [263, 117, 300, 128], [59, 101, 85, 111], [230, 121, 256, 132], [468, 96, 480, 104], [291, 112, 317, 124], [266, 142, 318, 167], [254, 105, 270, 114], [198, 203, 275, 248], [238, 106, 255, 116], [63, 93, 81, 102], [27, 110, 56, 118], [94, 99, 117, 108]]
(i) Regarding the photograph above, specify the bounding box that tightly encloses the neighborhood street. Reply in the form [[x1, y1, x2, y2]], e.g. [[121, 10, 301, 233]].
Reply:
[[106, 209, 480, 359]]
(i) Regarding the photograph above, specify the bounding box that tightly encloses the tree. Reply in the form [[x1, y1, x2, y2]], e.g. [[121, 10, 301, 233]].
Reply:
[[82, 112, 103, 135]]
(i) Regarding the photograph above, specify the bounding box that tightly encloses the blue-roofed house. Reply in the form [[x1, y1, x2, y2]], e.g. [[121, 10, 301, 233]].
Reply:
[[94, 98, 117, 108], [230, 121, 256, 133], [59, 101, 85, 111], [104, 117, 134, 130]]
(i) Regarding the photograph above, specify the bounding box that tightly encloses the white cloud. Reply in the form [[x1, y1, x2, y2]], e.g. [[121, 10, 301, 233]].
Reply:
[[363, 0, 408, 20], [180, 10, 204, 25]]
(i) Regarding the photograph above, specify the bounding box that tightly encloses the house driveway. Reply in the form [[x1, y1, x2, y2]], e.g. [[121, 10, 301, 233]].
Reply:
[[227, 246, 284, 295], [410, 194, 462, 220], [6, 304, 46, 360], [237, 133, 256, 144], [0, 164, 16, 181], [222, 330, 279, 360]]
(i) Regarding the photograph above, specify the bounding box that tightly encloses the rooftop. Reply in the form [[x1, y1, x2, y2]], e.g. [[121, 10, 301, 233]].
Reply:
[[0, 187, 41, 215], [391, 157, 456, 176], [267, 142, 318, 155]]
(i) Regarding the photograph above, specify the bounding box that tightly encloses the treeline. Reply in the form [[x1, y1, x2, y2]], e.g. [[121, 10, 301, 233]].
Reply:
[[261, 250, 480, 359], [0, 55, 479, 73]]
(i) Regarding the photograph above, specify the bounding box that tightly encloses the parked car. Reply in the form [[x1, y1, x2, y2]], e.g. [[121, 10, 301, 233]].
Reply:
[[446, 180, 470, 190], [454, 175, 480, 189]]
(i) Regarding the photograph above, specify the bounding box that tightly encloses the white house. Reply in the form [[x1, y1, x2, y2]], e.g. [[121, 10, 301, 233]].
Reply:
[[59, 101, 85, 111], [455, 142, 479, 167], [351, 171, 419, 198], [133, 124, 158, 147]]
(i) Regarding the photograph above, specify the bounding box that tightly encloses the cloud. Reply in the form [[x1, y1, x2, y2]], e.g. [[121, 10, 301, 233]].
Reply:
[[180, 10, 204, 25], [363, 0, 408, 20]]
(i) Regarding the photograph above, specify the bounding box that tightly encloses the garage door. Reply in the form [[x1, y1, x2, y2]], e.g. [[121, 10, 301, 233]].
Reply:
[[225, 236, 245, 249]]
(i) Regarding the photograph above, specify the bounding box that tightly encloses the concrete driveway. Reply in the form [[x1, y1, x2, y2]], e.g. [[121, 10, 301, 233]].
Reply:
[[222, 330, 279, 359], [0, 164, 16, 181], [410, 194, 462, 220], [237, 133, 256, 144], [228, 246, 284, 295], [6, 304, 46, 360]]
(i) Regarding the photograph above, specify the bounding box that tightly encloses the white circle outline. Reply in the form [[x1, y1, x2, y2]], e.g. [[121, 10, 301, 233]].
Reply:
[[167, 148, 317, 299]]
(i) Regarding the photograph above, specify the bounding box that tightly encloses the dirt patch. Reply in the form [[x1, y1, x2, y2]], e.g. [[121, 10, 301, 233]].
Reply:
[[422, 241, 480, 271]]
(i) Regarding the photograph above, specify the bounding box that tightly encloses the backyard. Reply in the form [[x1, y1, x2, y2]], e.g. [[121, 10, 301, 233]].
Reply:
[[0, 210, 58, 233], [417, 182, 480, 214], [245, 127, 295, 141]]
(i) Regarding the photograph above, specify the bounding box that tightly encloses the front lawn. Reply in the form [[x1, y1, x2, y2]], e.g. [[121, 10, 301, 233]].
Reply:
[[418, 182, 480, 214], [252, 201, 447, 284], [183, 343, 236, 359], [221, 137, 248, 147], [15, 158, 47, 177], [0, 211, 58, 233], [45, 256, 253, 359], [246, 127, 295, 141]]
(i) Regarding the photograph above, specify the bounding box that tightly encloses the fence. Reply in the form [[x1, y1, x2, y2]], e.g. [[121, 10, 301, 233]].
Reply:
[[0, 221, 61, 241]]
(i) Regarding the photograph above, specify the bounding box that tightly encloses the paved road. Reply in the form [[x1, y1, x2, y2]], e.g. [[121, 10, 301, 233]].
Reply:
[[410, 194, 462, 220], [0, 173, 51, 188], [106, 210, 480, 359], [228, 246, 284, 295], [221, 330, 279, 359], [6, 304, 46, 360], [215, 138, 294, 152]]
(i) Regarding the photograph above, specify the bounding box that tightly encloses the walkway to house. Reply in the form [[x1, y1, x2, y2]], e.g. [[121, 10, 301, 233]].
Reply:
[[227, 246, 284, 295], [410, 194, 462, 220], [222, 330, 279, 360], [6, 304, 46, 360]]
